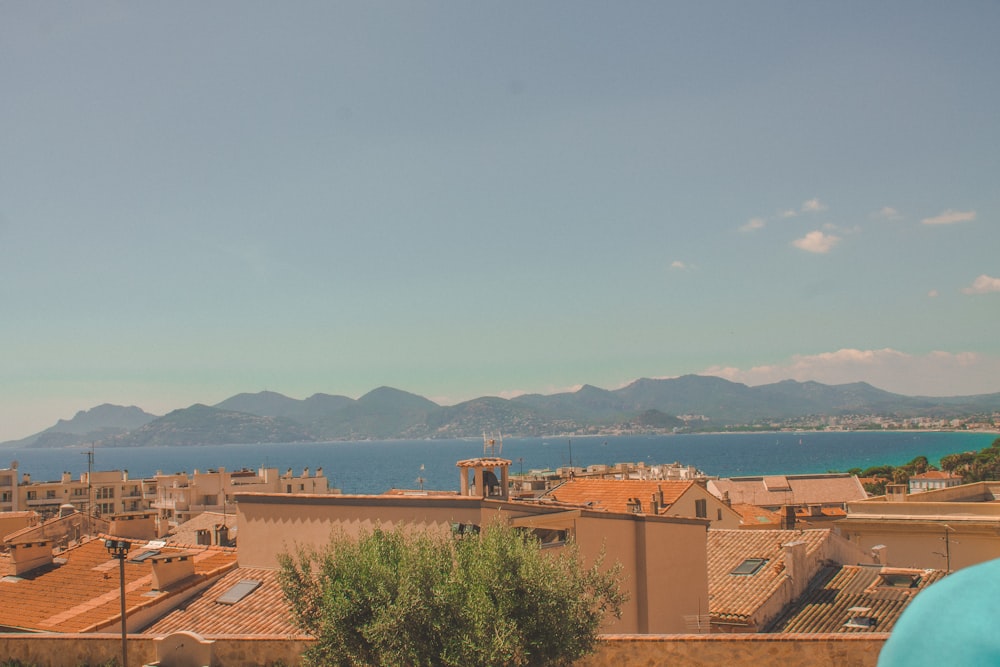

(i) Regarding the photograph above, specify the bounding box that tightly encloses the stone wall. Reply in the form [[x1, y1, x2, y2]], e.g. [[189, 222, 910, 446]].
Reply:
[[0, 632, 887, 666], [578, 634, 889, 667]]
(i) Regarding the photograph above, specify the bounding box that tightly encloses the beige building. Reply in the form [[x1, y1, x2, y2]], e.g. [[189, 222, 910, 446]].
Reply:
[[153, 466, 331, 526], [16, 469, 156, 518], [837, 482, 1000, 572], [908, 470, 963, 493], [235, 489, 711, 635]]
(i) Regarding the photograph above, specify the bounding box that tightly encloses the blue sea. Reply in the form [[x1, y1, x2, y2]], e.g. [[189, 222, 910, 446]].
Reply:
[[1, 431, 995, 495]]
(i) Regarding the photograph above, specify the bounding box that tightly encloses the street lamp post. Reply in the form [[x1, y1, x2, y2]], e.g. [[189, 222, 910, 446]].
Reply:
[[106, 539, 131, 667]]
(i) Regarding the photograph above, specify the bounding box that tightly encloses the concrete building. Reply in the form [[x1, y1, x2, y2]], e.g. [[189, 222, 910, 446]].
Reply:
[[837, 481, 1000, 572], [16, 469, 156, 518], [235, 489, 711, 635], [152, 466, 331, 526], [908, 470, 963, 493]]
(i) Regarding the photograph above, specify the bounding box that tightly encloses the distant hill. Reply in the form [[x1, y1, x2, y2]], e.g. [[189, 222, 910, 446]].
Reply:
[[3, 404, 158, 449], [3, 376, 998, 448], [104, 404, 315, 447]]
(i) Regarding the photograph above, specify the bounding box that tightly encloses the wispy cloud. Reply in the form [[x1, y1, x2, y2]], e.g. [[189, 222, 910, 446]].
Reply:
[[800, 198, 827, 214], [670, 260, 691, 271], [792, 230, 840, 254], [872, 206, 902, 220], [700, 348, 1000, 396], [743, 198, 828, 231], [962, 274, 1000, 295], [922, 209, 977, 225], [928, 289, 939, 298]]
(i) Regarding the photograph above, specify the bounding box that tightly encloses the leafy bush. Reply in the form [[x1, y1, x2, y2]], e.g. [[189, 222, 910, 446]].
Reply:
[[278, 519, 626, 667]]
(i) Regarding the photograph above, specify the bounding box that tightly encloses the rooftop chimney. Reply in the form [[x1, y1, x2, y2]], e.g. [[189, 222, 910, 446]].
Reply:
[[150, 552, 195, 590], [780, 505, 796, 529], [10, 541, 53, 576], [887, 484, 908, 502]]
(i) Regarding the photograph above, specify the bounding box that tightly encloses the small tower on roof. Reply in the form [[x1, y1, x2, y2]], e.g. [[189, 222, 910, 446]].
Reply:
[[457, 432, 512, 500]]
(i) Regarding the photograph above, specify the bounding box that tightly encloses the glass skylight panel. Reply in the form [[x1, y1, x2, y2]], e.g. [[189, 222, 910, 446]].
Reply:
[[730, 558, 768, 575], [217, 579, 262, 605]]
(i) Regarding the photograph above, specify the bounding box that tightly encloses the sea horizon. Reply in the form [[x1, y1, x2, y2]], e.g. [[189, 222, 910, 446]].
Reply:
[[2, 430, 995, 495]]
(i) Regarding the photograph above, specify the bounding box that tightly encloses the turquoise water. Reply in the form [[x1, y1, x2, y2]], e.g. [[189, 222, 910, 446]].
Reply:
[[3, 431, 995, 495]]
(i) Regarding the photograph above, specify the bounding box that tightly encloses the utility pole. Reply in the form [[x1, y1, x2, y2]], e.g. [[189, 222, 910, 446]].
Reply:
[[106, 538, 130, 667], [85, 444, 94, 534]]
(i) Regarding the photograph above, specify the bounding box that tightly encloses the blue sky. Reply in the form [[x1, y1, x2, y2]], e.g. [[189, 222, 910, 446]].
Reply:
[[2, 2, 998, 441]]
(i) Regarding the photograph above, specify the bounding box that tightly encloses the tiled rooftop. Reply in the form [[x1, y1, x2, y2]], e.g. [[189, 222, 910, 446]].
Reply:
[[0, 536, 236, 632], [166, 511, 238, 546], [730, 503, 846, 527], [543, 479, 694, 514], [707, 529, 833, 625], [766, 564, 946, 633], [909, 470, 961, 480], [143, 567, 306, 637], [709, 474, 867, 508]]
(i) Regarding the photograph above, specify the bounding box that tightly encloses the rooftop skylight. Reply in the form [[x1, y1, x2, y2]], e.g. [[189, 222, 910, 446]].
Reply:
[[730, 558, 768, 576]]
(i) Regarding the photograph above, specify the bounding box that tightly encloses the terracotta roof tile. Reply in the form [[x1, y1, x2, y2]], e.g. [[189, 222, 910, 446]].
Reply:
[[143, 567, 306, 637], [542, 479, 694, 514], [766, 565, 946, 633], [709, 474, 867, 508], [166, 512, 237, 546], [707, 529, 832, 624], [0, 536, 237, 633], [909, 471, 961, 480]]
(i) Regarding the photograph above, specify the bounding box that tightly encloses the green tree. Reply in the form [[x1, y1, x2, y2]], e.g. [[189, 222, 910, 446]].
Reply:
[[278, 520, 627, 667]]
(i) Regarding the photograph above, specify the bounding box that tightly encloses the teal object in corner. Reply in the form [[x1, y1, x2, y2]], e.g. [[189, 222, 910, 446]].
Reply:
[[879, 558, 1000, 666]]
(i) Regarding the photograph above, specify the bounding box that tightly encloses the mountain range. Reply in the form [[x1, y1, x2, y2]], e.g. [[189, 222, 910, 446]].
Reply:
[[3, 375, 998, 449]]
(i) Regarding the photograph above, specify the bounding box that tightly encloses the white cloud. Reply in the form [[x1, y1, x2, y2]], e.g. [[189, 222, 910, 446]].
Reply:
[[792, 230, 840, 254], [962, 274, 1000, 295], [873, 206, 902, 220], [740, 217, 766, 232], [927, 289, 939, 298], [922, 209, 977, 225], [780, 209, 798, 219], [670, 260, 687, 270], [700, 349, 1000, 396], [801, 198, 827, 214]]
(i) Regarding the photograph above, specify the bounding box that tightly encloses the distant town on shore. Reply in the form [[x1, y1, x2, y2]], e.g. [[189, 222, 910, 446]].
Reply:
[[4, 375, 998, 449]]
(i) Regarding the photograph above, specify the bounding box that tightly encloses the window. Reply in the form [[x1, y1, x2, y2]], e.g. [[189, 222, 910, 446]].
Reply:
[[46, 490, 56, 499], [695, 498, 707, 518], [96, 487, 114, 499], [717, 509, 723, 521], [730, 558, 768, 576], [27, 491, 36, 500]]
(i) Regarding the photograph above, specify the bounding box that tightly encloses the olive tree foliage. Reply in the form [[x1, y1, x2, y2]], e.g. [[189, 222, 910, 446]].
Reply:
[[277, 520, 627, 667]]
